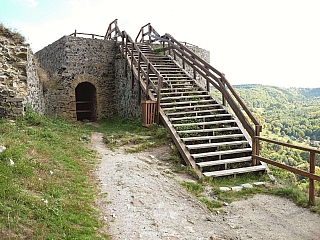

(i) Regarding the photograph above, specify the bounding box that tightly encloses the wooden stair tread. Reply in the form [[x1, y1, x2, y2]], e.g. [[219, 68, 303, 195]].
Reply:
[[203, 165, 266, 177], [191, 148, 252, 158], [177, 127, 240, 134], [186, 140, 248, 150], [182, 134, 245, 142], [160, 99, 217, 106], [162, 104, 221, 111], [162, 95, 211, 101], [197, 156, 252, 167], [170, 113, 232, 121], [173, 119, 236, 127], [166, 108, 225, 116]]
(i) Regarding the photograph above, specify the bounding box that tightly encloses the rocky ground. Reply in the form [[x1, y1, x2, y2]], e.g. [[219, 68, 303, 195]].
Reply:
[[91, 132, 320, 240]]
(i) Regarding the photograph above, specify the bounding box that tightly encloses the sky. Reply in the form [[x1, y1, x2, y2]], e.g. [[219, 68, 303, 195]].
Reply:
[[1, 0, 319, 88]]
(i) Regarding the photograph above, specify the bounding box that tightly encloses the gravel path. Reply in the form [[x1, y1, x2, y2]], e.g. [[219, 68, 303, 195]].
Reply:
[[92, 132, 320, 240]]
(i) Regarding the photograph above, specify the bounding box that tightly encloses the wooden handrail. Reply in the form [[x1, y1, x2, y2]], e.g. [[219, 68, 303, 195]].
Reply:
[[69, 30, 104, 39], [254, 136, 320, 205], [105, 20, 166, 122]]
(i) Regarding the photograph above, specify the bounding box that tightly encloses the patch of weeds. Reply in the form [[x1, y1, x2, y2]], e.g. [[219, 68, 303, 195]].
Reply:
[[199, 197, 223, 211], [93, 116, 169, 152], [180, 182, 204, 197]]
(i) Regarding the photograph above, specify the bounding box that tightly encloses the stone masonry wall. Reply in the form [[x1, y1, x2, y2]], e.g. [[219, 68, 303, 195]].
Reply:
[[35, 36, 116, 120], [0, 36, 29, 118], [26, 48, 45, 115], [114, 59, 142, 118]]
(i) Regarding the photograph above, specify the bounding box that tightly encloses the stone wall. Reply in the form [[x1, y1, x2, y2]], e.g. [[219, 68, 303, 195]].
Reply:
[[26, 48, 45, 115], [114, 59, 142, 118], [35, 36, 116, 120], [0, 36, 29, 118]]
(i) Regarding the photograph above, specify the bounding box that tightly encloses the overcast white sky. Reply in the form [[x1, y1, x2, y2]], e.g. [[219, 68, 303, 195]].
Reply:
[[1, 0, 319, 88]]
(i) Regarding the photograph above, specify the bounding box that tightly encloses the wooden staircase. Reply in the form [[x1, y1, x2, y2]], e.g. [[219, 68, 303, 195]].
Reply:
[[130, 43, 266, 177], [106, 20, 266, 178]]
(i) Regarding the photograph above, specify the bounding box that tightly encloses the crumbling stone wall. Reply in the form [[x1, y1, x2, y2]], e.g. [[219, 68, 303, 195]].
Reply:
[[0, 36, 28, 117], [35, 36, 116, 120]]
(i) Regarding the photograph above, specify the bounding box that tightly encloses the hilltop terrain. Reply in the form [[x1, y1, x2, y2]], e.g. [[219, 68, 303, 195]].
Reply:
[[93, 132, 320, 240]]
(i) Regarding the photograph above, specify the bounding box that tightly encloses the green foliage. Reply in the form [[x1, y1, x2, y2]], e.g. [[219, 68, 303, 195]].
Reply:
[[91, 116, 169, 152], [0, 23, 25, 43], [0, 112, 107, 239], [180, 182, 204, 196]]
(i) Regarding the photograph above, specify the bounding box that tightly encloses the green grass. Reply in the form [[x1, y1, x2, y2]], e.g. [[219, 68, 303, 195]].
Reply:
[[0, 110, 108, 239], [88, 116, 170, 152]]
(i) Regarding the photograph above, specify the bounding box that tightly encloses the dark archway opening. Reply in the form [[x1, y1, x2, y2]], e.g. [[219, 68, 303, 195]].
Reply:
[[75, 82, 97, 121]]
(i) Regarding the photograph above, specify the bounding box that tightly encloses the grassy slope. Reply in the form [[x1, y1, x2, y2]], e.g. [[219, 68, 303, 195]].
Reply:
[[0, 111, 107, 239]]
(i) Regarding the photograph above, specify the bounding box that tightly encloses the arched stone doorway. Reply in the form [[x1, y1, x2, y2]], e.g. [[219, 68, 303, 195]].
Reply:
[[75, 82, 97, 121]]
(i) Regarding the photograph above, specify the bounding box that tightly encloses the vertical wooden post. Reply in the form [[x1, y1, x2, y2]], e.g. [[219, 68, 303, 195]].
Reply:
[[252, 136, 257, 166], [146, 63, 150, 100], [121, 32, 125, 59], [137, 52, 141, 86], [74, 30, 77, 37], [156, 76, 163, 124], [220, 74, 227, 106], [148, 24, 151, 44], [309, 152, 316, 205], [131, 44, 134, 86]]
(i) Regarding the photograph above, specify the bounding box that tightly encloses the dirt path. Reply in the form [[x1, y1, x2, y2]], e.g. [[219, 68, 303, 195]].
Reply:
[[92, 132, 320, 240]]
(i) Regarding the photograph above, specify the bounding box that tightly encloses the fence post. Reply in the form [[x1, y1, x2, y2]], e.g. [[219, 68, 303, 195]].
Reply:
[[220, 74, 226, 106], [156, 76, 163, 124], [309, 152, 316, 205]]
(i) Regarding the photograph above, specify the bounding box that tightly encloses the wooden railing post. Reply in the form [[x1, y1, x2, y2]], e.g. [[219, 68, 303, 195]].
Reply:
[[148, 24, 151, 44], [252, 126, 262, 166], [146, 63, 150, 100], [156, 76, 163, 124], [221, 74, 226, 106], [74, 30, 77, 37], [309, 152, 316, 205]]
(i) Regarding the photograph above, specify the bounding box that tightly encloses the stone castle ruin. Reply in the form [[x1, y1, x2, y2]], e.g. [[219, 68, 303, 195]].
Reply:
[[0, 29, 209, 121]]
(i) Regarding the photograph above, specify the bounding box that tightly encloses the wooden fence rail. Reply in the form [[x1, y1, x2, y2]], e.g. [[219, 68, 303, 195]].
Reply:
[[70, 30, 104, 39], [253, 136, 320, 205]]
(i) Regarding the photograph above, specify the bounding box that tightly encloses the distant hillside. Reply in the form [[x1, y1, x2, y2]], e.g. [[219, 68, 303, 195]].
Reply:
[[232, 84, 320, 142]]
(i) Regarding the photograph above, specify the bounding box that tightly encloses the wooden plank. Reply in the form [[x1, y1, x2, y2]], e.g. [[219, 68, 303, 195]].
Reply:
[[187, 140, 248, 150], [192, 148, 252, 159], [166, 108, 226, 116], [182, 134, 244, 142], [203, 165, 266, 177], [177, 127, 240, 134], [197, 156, 252, 168], [162, 95, 211, 101], [173, 119, 236, 127], [160, 99, 216, 106], [170, 113, 231, 121]]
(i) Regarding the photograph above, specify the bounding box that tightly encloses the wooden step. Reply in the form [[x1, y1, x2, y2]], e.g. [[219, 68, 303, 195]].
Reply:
[[177, 127, 240, 134], [166, 108, 226, 116], [182, 134, 245, 142], [160, 99, 216, 106], [203, 165, 266, 177], [173, 119, 236, 127], [162, 104, 221, 112], [191, 148, 252, 159], [197, 156, 252, 168], [162, 95, 211, 101], [161, 91, 208, 97], [186, 140, 248, 150], [170, 113, 232, 122]]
